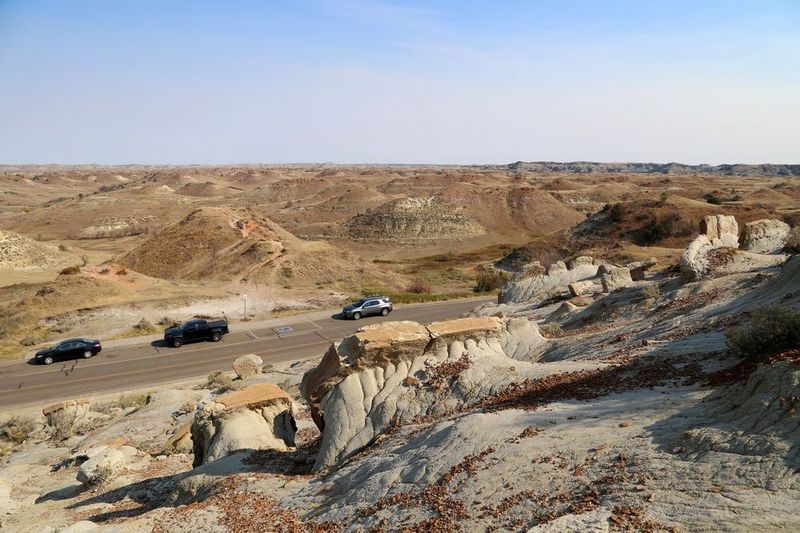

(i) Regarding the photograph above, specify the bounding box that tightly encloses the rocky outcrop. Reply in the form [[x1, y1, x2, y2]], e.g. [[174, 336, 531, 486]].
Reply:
[[301, 317, 549, 470], [568, 280, 602, 297], [741, 219, 791, 254], [43, 399, 90, 439], [499, 256, 604, 304], [191, 383, 296, 467], [599, 266, 634, 292], [76, 444, 139, 485], [681, 215, 787, 282], [232, 354, 263, 379], [625, 257, 658, 281]]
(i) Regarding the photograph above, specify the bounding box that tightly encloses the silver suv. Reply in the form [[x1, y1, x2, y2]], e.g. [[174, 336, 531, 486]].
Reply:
[[342, 296, 393, 320]]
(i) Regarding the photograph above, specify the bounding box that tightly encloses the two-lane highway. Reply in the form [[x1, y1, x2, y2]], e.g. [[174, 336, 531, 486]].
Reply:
[[0, 297, 492, 409]]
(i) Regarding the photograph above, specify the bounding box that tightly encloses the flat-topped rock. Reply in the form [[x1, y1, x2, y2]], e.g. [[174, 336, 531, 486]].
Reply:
[[428, 317, 503, 338], [215, 382, 291, 411]]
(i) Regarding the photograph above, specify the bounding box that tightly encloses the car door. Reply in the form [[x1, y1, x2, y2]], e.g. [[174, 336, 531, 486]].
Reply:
[[363, 300, 379, 316], [57, 342, 77, 361], [185, 322, 203, 341]]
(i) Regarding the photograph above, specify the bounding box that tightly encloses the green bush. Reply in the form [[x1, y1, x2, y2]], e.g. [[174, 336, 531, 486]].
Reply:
[[473, 269, 509, 293], [205, 371, 241, 393], [704, 193, 723, 205], [606, 203, 624, 223], [726, 306, 800, 358]]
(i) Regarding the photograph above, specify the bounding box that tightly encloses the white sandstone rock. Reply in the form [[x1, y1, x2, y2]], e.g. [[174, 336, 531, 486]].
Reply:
[[741, 219, 791, 254], [232, 353, 263, 379]]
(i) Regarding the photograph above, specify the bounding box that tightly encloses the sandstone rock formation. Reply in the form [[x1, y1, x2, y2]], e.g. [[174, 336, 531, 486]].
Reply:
[[681, 215, 787, 282], [43, 399, 90, 439], [191, 383, 296, 467], [741, 219, 791, 254], [499, 256, 603, 304], [232, 353, 263, 379], [568, 280, 602, 297], [599, 265, 634, 292], [300, 317, 553, 470], [76, 444, 139, 485], [624, 257, 658, 281]]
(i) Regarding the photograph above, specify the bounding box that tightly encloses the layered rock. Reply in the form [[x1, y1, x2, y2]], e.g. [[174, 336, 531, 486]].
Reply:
[[568, 280, 602, 297], [741, 219, 791, 254], [301, 317, 548, 470], [499, 256, 604, 304], [191, 383, 296, 467]]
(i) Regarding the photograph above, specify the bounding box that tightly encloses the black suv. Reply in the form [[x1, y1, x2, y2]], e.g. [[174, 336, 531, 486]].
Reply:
[[35, 338, 102, 365], [342, 297, 393, 320]]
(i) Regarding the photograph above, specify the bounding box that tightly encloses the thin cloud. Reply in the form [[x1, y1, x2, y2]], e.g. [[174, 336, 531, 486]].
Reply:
[[315, 0, 445, 31]]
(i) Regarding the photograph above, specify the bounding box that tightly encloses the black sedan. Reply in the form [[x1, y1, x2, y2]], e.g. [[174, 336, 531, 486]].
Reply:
[[34, 338, 102, 365]]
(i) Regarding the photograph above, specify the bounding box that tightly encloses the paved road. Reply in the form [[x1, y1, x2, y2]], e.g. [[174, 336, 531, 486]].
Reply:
[[0, 298, 492, 410]]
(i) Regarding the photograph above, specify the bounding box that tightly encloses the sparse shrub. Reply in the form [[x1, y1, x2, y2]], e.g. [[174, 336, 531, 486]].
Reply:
[[281, 266, 294, 279], [116, 393, 150, 410], [405, 278, 433, 294], [157, 316, 180, 328], [59, 265, 80, 275], [539, 323, 563, 338], [657, 192, 668, 206], [606, 203, 624, 223], [80, 255, 89, 266], [636, 211, 691, 245], [36, 286, 55, 297], [704, 193, 723, 205], [784, 226, 800, 254], [726, 305, 800, 358], [642, 285, 660, 300], [87, 464, 114, 487], [0, 416, 36, 445], [132, 318, 156, 333], [58, 243, 68, 252], [205, 371, 241, 393], [179, 401, 197, 414], [474, 269, 509, 293]]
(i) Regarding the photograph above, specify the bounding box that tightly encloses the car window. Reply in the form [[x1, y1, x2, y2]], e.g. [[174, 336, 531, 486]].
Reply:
[[364, 300, 377, 307], [353, 299, 367, 307]]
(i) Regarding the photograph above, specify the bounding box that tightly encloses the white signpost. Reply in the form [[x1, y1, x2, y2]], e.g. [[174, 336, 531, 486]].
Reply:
[[242, 293, 248, 319]]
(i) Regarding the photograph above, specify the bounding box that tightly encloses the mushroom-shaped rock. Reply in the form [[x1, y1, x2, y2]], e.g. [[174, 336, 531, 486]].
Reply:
[[43, 399, 89, 439], [741, 219, 791, 254], [191, 383, 296, 467], [301, 317, 548, 470], [232, 353, 263, 379]]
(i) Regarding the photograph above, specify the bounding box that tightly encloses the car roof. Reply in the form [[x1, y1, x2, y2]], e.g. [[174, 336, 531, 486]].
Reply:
[[60, 338, 85, 343]]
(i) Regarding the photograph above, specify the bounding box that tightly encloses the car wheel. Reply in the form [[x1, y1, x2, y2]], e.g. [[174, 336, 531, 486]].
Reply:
[[172, 338, 184, 348], [352, 312, 361, 320], [381, 308, 389, 316], [43, 355, 54, 365], [83, 350, 93, 359], [211, 332, 222, 342]]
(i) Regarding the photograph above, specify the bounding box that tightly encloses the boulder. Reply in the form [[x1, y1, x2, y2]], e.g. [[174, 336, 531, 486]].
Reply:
[[624, 257, 658, 281], [568, 280, 603, 297], [42, 399, 89, 439], [600, 266, 634, 292], [232, 353, 263, 379], [700, 214, 739, 248], [191, 383, 296, 467], [741, 219, 791, 254], [76, 445, 138, 485], [300, 317, 553, 470], [163, 420, 193, 454], [499, 256, 605, 305]]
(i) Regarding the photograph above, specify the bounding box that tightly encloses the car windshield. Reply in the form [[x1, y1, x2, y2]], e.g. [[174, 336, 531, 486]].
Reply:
[[352, 299, 368, 307]]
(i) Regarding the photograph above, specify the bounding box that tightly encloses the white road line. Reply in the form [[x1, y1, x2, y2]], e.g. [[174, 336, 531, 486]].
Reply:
[[247, 331, 259, 340]]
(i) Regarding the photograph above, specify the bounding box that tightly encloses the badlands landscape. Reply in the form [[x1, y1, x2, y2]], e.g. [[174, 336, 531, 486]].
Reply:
[[1, 163, 800, 531]]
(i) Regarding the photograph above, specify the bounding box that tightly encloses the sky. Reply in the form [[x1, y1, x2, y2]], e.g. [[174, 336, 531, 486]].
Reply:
[[0, 0, 798, 165]]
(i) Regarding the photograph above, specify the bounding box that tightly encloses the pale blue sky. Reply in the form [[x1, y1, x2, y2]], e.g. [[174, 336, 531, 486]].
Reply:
[[0, 1, 798, 164]]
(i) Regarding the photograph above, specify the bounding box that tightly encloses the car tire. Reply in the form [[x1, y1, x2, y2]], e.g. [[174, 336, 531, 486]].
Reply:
[[172, 338, 184, 348], [83, 350, 92, 359], [43, 355, 54, 365], [211, 332, 222, 342], [353, 312, 361, 320], [381, 308, 389, 316]]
